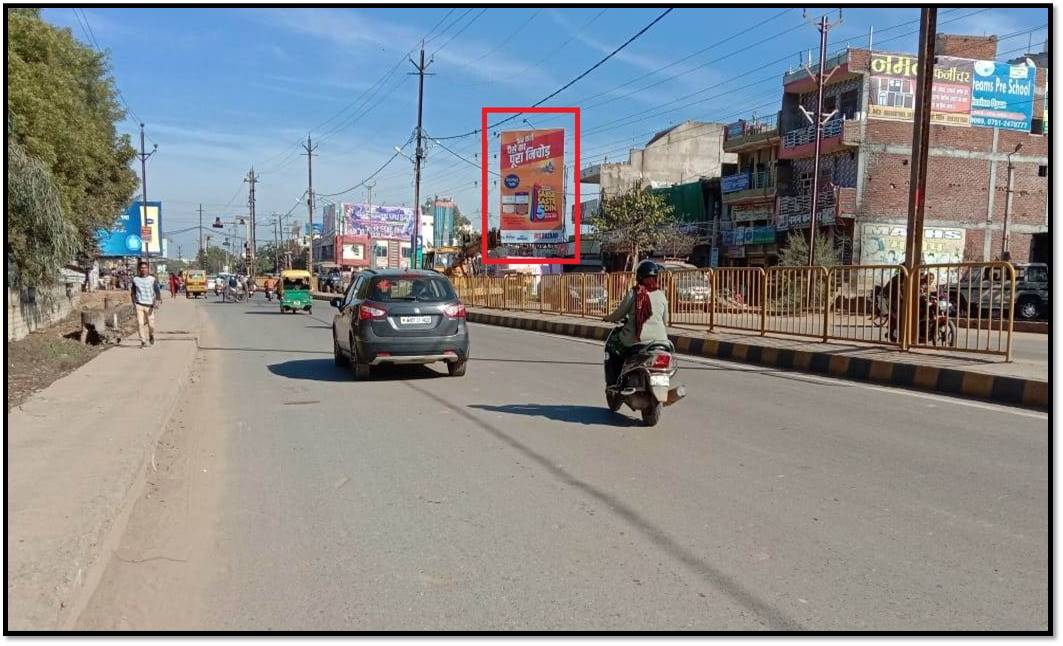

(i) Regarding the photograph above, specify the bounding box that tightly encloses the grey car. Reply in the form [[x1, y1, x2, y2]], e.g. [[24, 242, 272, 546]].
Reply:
[[331, 269, 470, 378]]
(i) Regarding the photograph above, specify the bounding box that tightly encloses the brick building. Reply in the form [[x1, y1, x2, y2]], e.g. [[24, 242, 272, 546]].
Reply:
[[720, 33, 1049, 267]]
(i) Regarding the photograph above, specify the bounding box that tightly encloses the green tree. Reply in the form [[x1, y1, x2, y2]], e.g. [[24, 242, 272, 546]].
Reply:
[[590, 180, 677, 270], [777, 231, 846, 267], [196, 245, 229, 275], [6, 8, 139, 276]]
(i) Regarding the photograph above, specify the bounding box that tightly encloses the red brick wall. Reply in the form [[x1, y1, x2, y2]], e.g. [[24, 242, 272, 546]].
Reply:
[[935, 34, 998, 60]]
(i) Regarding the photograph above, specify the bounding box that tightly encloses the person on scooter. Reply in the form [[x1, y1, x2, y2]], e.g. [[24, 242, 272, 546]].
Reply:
[[602, 259, 670, 390]]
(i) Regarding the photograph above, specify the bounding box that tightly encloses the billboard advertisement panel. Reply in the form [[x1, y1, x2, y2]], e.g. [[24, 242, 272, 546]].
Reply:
[[341, 203, 415, 240], [432, 199, 455, 248], [499, 129, 565, 244], [868, 52, 1035, 132], [95, 201, 162, 256], [970, 59, 1035, 131], [859, 223, 965, 265]]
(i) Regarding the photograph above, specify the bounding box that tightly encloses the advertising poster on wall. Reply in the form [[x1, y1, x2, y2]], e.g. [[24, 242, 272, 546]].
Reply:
[[341, 203, 415, 240], [859, 223, 965, 266], [969, 59, 1036, 131], [499, 129, 565, 244]]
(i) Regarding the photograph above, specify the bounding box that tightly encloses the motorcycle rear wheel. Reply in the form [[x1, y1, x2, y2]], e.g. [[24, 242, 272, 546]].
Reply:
[[606, 391, 622, 412], [641, 402, 661, 427]]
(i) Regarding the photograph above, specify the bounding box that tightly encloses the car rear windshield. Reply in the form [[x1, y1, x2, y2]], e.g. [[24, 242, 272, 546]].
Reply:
[[367, 276, 456, 303]]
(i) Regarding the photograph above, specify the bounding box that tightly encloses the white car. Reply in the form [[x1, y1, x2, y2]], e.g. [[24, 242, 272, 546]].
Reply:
[[206, 277, 217, 291]]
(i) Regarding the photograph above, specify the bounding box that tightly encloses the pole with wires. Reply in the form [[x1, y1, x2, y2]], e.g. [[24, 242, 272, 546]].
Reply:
[[409, 44, 433, 269], [136, 123, 158, 261]]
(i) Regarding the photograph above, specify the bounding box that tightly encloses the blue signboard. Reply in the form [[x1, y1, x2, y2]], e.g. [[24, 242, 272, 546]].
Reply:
[[305, 222, 324, 236], [96, 202, 144, 256], [970, 59, 1035, 131], [721, 172, 752, 193]]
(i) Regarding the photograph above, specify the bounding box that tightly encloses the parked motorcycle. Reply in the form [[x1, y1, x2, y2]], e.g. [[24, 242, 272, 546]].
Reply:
[[886, 289, 957, 347], [603, 324, 685, 427]]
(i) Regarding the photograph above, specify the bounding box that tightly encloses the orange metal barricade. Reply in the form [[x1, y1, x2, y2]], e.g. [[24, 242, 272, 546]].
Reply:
[[763, 266, 829, 340], [711, 267, 764, 333], [662, 268, 713, 328], [825, 265, 908, 346]]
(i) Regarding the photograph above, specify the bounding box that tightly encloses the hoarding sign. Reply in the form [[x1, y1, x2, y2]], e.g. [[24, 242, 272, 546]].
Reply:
[[138, 202, 162, 254], [341, 204, 414, 240], [869, 52, 1034, 131], [970, 59, 1035, 131], [859, 223, 965, 265], [721, 172, 752, 193], [499, 129, 565, 245], [730, 204, 773, 223], [726, 246, 745, 258], [341, 242, 364, 261], [96, 201, 161, 256], [725, 120, 746, 140]]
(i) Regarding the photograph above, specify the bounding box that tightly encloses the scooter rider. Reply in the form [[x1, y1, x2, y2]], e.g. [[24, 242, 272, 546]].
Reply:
[[602, 260, 670, 390]]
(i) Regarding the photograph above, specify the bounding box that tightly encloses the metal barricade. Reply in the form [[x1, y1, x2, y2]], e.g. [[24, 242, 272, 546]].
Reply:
[[826, 265, 907, 347], [711, 267, 764, 333], [907, 262, 1015, 359], [662, 268, 713, 327], [763, 266, 829, 340], [539, 274, 562, 314]]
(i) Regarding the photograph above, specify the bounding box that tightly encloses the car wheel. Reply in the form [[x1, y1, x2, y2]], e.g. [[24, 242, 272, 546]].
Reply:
[[350, 335, 370, 380], [333, 332, 348, 367], [641, 402, 661, 427], [447, 360, 467, 377], [1017, 296, 1041, 320]]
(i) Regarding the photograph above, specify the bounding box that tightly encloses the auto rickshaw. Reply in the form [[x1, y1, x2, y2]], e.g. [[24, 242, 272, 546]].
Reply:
[[278, 269, 313, 314], [184, 268, 208, 298]]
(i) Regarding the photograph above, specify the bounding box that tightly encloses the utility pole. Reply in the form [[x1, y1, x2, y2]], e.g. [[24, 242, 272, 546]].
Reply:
[[903, 7, 937, 347], [302, 135, 318, 283], [244, 168, 258, 278], [198, 203, 204, 266], [272, 213, 280, 274], [1002, 143, 1022, 261], [136, 123, 158, 261], [799, 10, 843, 268], [409, 44, 433, 270]]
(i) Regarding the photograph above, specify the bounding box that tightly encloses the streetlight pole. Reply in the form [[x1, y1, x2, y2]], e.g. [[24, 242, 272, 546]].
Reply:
[[409, 44, 433, 269], [136, 123, 158, 261], [1002, 143, 1022, 261]]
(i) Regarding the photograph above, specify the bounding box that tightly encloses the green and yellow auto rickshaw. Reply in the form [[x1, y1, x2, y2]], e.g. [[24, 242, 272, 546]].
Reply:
[[278, 269, 313, 314]]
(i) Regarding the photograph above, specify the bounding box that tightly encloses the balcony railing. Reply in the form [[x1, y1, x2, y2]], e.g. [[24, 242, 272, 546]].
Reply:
[[781, 116, 845, 149]]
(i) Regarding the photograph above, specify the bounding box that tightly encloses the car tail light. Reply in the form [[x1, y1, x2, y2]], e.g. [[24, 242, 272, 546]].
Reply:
[[647, 352, 672, 370], [359, 304, 387, 320], [443, 302, 467, 319], [375, 352, 391, 359]]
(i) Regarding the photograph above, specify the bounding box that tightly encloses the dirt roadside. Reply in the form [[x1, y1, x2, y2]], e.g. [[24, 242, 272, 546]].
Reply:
[[73, 311, 230, 630], [7, 290, 140, 410]]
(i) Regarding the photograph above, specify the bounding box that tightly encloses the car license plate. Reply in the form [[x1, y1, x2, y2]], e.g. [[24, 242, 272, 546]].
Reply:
[[650, 374, 670, 386], [399, 316, 431, 325]]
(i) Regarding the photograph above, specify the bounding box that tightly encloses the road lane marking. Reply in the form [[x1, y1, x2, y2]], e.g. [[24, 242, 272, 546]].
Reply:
[[468, 323, 1048, 421]]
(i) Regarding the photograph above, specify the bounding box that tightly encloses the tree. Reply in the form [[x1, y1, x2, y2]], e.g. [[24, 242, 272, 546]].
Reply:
[[6, 9, 139, 280], [196, 246, 229, 275], [453, 203, 470, 230], [777, 231, 846, 267], [590, 180, 677, 270]]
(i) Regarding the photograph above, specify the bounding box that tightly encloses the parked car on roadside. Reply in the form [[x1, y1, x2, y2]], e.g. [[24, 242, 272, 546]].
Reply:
[[657, 261, 712, 305], [331, 269, 470, 379], [950, 262, 1049, 320]]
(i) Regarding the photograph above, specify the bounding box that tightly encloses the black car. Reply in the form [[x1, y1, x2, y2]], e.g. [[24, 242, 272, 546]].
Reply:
[[331, 269, 470, 378]]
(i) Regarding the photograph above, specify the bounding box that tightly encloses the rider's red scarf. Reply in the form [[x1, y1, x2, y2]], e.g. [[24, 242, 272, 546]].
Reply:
[[634, 277, 658, 340]]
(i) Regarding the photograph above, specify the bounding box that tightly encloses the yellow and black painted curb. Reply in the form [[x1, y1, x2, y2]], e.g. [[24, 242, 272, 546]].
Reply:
[[467, 310, 1048, 411]]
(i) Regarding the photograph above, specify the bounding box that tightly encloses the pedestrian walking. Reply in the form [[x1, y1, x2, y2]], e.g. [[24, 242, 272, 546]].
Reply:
[[169, 272, 179, 299], [131, 260, 159, 348]]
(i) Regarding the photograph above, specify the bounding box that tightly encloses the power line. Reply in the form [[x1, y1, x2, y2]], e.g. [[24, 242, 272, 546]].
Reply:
[[317, 135, 416, 198], [431, 8, 488, 56], [432, 8, 674, 141]]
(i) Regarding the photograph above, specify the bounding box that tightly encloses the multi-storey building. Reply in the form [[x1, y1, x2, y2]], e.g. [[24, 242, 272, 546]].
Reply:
[[721, 33, 1049, 267]]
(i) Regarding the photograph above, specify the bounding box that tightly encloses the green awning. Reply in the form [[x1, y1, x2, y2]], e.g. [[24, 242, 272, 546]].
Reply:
[[651, 181, 706, 224]]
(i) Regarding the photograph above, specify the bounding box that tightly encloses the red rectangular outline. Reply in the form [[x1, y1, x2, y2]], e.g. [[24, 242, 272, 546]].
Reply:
[[481, 106, 580, 265]]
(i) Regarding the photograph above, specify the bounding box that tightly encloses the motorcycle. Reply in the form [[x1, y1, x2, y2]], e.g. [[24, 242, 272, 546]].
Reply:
[[886, 289, 957, 347], [265, 286, 273, 301], [604, 323, 685, 427]]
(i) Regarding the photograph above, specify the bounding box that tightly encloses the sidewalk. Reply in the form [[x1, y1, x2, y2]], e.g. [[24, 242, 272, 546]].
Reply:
[[464, 307, 1049, 410], [7, 296, 203, 630]]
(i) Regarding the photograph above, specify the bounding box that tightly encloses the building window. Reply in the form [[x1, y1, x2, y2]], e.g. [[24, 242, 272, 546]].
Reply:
[[1038, 165, 1048, 177]]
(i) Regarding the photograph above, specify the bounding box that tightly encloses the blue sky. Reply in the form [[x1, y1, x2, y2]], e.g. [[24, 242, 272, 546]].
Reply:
[[43, 6, 1048, 258]]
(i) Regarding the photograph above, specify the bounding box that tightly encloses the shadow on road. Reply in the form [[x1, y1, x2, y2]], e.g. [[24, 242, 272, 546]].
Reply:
[[406, 382, 802, 630], [468, 403, 637, 427], [199, 345, 329, 355], [267, 358, 349, 381], [472, 357, 742, 372], [267, 359, 444, 382]]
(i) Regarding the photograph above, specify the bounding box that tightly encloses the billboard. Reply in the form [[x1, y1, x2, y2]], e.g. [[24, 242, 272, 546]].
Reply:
[[859, 223, 965, 265], [432, 199, 455, 248], [95, 201, 161, 256], [970, 59, 1036, 131], [868, 52, 1035, 132], [499, 129, 565, 244], [341, 203, 415, 240]]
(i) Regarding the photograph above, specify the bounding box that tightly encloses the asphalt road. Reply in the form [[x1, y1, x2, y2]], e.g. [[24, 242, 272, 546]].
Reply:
[[79, 294, 1048, 631]]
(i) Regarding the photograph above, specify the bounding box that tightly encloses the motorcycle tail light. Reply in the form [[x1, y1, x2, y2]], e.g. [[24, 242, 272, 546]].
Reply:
[[647, 352, 672, 370], [443, 302, 467, 319], [359, 304, 387, 320]]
